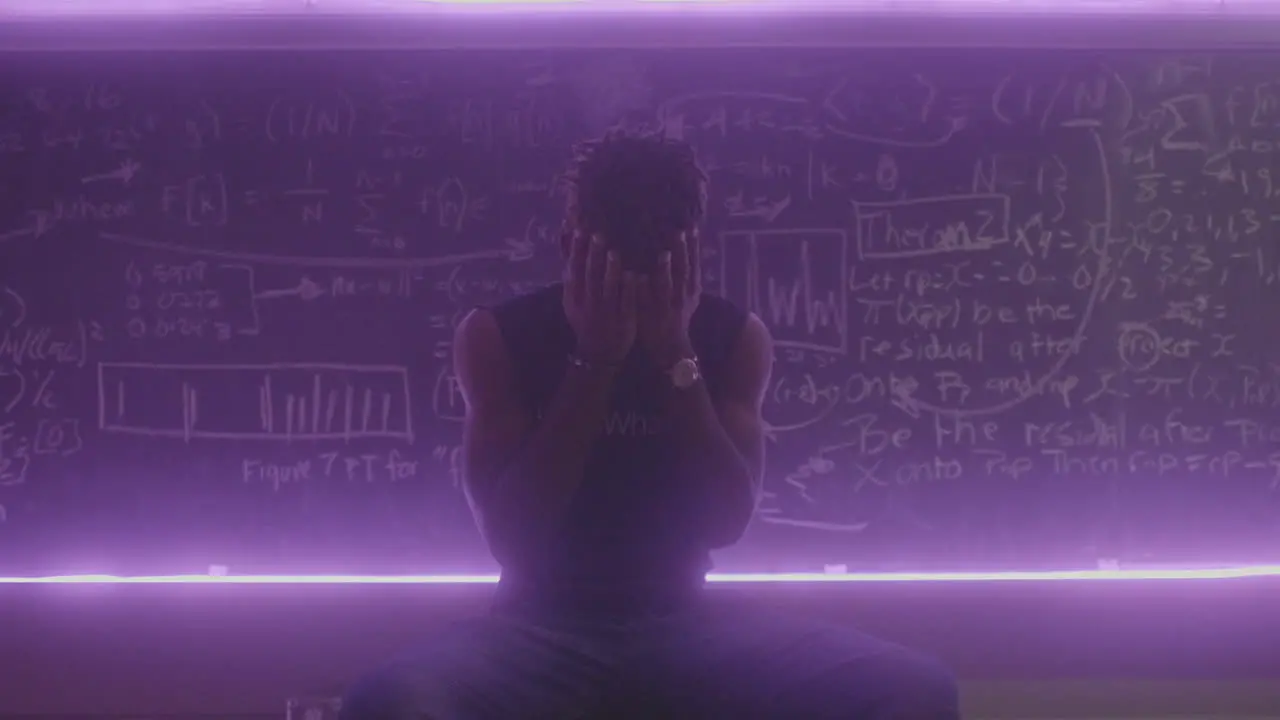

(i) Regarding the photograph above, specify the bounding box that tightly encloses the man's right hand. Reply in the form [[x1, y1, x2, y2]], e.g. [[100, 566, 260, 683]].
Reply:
[[562, 232, 638, 366]]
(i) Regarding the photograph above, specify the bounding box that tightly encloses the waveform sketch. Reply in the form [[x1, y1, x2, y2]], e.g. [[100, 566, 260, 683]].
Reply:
[[719, 229, 848, 354], [97, 362, 413, 443], [854, 194, 1011, 260]]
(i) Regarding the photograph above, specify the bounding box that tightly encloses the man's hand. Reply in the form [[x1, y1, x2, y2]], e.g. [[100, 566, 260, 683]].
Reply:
[[563, 233, 639, 366], [638, 231, 701, 367]]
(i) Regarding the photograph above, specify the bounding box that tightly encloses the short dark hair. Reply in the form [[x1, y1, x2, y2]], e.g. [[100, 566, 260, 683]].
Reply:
[[564, 129, 707, 269]]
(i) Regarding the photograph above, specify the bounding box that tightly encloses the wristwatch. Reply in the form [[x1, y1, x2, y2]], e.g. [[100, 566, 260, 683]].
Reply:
[[667, 356, 702, 389]]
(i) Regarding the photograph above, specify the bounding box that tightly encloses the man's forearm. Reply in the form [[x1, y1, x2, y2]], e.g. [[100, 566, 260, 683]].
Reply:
[[489, 363, 617, 553], [661, 380, 758, 546]]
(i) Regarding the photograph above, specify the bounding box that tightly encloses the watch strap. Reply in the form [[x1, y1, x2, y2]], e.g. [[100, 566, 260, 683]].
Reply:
[[567, 352, 621, 373]]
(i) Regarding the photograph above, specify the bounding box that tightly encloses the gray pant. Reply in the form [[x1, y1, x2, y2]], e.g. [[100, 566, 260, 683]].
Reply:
[[340, 603, 959, 719]]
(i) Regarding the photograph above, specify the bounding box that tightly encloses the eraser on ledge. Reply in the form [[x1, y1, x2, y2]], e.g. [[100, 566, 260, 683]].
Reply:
[[823, 564, 848, 574], [208, 565, 229, 577]]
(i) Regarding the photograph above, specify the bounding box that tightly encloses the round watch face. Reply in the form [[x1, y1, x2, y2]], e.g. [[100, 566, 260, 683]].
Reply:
[[671, 358, 700, 388]]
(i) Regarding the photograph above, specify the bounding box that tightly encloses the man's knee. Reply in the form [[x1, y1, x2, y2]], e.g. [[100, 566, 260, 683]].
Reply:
[[339, 666, 419, 720], [848, 647, 959, 718], [765, 626, 958, 719], [338, 618, 499, 720], [340, 616, 616, 720]]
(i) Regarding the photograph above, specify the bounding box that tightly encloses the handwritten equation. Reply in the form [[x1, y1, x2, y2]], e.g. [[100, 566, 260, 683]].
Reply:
[[97, 362, 414, 443], [0, 287, 95, 505], [3, 52, 1280, 565]]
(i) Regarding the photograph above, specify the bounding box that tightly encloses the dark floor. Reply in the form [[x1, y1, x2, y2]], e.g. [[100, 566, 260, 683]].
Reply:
[[3, 581, 1277, 719], [965, 680, 1280, 717]]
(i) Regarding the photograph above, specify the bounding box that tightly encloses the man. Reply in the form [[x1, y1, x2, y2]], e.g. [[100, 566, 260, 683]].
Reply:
[[341, 131, 959, 719]]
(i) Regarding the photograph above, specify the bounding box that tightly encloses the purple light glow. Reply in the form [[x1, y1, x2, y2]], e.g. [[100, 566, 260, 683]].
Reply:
[[3, 2, 1278, 588], [2, 565, 1278, 584], [2, 0, 1268, 19]]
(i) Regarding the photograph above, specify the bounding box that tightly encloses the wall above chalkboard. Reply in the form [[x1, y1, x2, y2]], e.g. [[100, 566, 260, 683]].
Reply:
[[1, 48, 1280, 577], [5, 10, 1280, 53]]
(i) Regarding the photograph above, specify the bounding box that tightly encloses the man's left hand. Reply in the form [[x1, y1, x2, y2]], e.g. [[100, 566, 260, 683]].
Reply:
[[638, 231, 701, 368]]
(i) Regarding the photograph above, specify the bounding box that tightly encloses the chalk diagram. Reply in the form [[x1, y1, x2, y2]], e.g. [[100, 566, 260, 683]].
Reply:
[[97, 219, 543, 350], [678, 82, 1121, 533], [719, 132, 1113, 422], [659, 73, 1117, 420], [657, 75, 965, 149], [100, 231, 535, 271], [5, 71, 1125, 540], [98, 362, 414, 443]]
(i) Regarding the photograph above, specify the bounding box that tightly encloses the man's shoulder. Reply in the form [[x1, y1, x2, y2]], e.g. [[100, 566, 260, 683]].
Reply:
[[696, 291, 736, 310], [491, 283, 562, 315], [486, 284, 564, 335], [484, 283, 571, 363], [690, 293, 754, 369], [692, 292, 749, 333]]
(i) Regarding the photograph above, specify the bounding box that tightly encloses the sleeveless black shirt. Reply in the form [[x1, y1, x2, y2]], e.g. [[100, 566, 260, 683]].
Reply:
[[488, 283, 748, 617]]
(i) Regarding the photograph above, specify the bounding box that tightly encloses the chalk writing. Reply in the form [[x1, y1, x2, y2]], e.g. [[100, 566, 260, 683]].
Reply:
[[1, 50, 1279, 575]]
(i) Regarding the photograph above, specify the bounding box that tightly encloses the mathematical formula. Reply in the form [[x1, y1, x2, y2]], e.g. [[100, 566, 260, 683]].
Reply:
[[5, 53, 1280, 555]]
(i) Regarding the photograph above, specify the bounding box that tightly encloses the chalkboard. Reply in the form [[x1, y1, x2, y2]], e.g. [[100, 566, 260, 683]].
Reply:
[[2, 49, 1279, 576]]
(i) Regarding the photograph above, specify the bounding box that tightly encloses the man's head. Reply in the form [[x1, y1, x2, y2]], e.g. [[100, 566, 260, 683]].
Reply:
[[562, 130, 707, 274]]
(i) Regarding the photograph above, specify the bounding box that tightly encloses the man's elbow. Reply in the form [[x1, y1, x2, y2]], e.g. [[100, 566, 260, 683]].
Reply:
[[703, 470, 759, 549], [465, 483, 511, 566], [465, 473, 532, 568], [705, 506, 754, 549], [475, 506, 546, 570]]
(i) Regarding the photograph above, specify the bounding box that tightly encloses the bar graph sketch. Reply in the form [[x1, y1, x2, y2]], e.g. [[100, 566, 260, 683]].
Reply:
[[97, 362, 414, 443]]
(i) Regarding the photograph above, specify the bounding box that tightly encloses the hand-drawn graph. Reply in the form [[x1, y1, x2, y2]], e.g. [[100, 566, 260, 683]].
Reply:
[[97, 362, 413, 442], [719, 229, 848, 354]]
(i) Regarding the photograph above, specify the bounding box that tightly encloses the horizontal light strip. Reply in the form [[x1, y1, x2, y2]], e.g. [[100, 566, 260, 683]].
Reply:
[[2, 565, 1278, 584], [2, 0, 1272, 18]]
